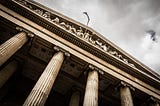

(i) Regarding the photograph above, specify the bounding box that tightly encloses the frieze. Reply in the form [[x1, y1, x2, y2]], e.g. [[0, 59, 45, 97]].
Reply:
[[13, 0, 135, 68]]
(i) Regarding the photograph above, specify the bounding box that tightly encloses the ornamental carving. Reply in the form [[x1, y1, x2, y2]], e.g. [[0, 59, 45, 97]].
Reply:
[[14, 0, 135, 68]]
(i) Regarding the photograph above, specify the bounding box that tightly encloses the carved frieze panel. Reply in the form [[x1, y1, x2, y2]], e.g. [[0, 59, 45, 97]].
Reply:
[[13, 0, 135, 68]]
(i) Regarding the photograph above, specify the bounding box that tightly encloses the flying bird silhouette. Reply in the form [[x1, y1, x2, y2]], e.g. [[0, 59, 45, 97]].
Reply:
[[146, 30, 156, 41]]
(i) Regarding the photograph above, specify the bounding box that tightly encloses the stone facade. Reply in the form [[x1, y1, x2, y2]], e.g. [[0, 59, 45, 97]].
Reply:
[[0, 0, 159, 106]]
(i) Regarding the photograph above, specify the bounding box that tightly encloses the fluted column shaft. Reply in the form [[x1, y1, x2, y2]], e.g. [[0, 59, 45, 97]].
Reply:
[[120, 86, 134, 106], [83, 70, 98, 106], [69, 91, 80, 106], [0, 32, 28, 66], [0, 61, 18, 88], [23, 52, 64, 106], [150, 102, 160, 106]]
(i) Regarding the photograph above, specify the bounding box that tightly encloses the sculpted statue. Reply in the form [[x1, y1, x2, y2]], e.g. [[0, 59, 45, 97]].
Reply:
[[34, 9, 43, 15], [95, 39, 102, 47], [27, 5, 32, 9], [117, 54, 123, 59], [129, 63, 135, 67], [60, 22, 69, 29], [123, 58, 128, 63], [76, 27, 84, 38], [88, 35, 95, 44], [83, 32, 90, 40], [109, 50, 118, 56], [43, 12, 51, 19], [68, 25, 77, 34], [18, 0, 27, 5], [52, 17, 59, 24], [101, 44, 109, 52], [59, 22, 66, 28]]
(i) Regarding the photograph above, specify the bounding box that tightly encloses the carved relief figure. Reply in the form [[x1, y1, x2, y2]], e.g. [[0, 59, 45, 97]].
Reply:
[[123, 58, 128, 63], [43, 12, 51, 20], [34, 9, 43, 15], [101, 44, 109, 52], [68, 25, 77, 34], [129, 63, 135, 67], [52, 17, 60, 24], [18, 0, 27, 5], [95, 39, 102, 47], [83, 32, 90, 40], [76, 27, 84, 38], [109, 50, 118, 56], [18, 0, 32, 9], [117, 54, 123, 59], [88, 35, 95, 44], [60, 22, 69, 30]]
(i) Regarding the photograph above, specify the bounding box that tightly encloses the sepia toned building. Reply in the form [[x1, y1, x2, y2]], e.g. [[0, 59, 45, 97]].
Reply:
[[0, 0, 160, 106]]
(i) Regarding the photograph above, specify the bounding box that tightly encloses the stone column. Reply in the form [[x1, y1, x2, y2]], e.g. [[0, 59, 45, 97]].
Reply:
[[0, 60, 18, 88], [23, 52, 64, 106], [149, 97, 160, 106], [69, 90, 80, 106], [0, 32, 28, 66], [120, 82, 134, 106], [150, 102, 160, 106], [83, 70, 99, 106]]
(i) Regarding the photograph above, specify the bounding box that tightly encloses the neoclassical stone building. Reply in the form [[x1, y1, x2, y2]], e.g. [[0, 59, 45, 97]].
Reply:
[[0, 0, 160, 106]]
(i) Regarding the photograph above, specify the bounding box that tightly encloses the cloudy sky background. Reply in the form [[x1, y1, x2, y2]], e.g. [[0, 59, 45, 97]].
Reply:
[[35, 0, 160, 73]]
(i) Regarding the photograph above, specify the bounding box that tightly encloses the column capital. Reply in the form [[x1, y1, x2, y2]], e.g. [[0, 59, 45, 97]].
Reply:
[[117, 81, 135, 91], [53, 46, 70, 57], [150, 97, 160, 104], [88, 64, 104, 75], [71, 86, 81, 92], [16, 26, 35, 37]]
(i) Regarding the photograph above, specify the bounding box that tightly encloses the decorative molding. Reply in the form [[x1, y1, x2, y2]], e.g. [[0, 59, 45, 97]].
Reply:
[[13, 0, 136, 68], [16, 26, 34, 37]]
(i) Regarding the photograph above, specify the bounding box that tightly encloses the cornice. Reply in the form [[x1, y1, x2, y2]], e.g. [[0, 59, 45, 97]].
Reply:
[[1, 0, 159, 88]]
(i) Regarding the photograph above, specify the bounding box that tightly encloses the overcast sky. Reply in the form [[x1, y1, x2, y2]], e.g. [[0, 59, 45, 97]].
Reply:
[[34, 0, 160, 74]]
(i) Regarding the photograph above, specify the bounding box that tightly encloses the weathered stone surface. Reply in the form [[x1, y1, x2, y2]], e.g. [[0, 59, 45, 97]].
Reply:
[[23, 52, 64, 106], [120, 86, 134, 106], [83, 70, 98, 106], [69, 91, 80, 106], [0, 61, 18, 88], [0, 32, 28, 66]]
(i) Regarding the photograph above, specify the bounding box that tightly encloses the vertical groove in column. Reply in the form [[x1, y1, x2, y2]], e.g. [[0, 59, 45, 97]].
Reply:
[[23, 52, 64, 106], [120, 86, 134, 106], [0, 61, 18, 88], [150, 102, 160, 106], [83, 70, 98, 106], [0, 32, 28, 66], [69, 91, 80, 106]]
